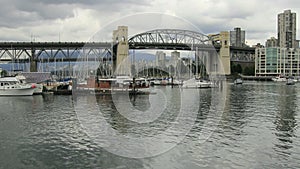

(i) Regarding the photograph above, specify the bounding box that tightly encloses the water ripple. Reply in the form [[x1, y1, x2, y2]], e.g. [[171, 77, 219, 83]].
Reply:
[[0, 82, 300, 168]]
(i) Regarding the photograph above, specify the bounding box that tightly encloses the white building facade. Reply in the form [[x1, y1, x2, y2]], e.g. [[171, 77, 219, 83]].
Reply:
[[255, 47, 300, 77]]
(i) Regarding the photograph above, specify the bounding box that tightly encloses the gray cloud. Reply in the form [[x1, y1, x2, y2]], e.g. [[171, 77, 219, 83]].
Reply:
[[0, 0, 151, 28], [0, 0, 299, 44]]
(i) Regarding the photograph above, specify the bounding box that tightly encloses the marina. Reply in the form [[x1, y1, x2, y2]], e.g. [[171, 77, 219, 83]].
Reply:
[[1, 82, 300, 168], [0, 23, 299, 167], [1, 2, 300, 168]]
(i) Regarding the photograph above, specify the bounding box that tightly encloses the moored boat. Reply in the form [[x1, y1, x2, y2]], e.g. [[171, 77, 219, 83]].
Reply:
[[182, 78, 212, 88], [0, 77, 35, 96], [234, 78, 243, 85], [286, 77, 296, 85], [76, 76, 150, 95], [272, 75, 287, 82], [16, 75, 43, 94]]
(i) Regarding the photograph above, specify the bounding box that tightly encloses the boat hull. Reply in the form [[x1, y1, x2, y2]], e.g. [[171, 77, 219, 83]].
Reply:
[[182, 79, 212, 88], [33, 84, 43, 94], [286, 82, 295, 85], [286, 78, 296, 85], [182, 84, 211, 88], [0, 88, 35, 96], [272, 77, 287, 82]]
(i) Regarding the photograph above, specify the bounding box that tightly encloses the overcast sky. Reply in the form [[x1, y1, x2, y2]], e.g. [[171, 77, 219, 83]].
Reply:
[[1, 0, 300, 45]]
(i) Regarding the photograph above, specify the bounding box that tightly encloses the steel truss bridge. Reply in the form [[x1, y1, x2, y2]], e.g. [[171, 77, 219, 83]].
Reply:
[[128, 29, 219, 50], [0, 42, 112, 71], [0, 42, 112, 62], [0, 29, 254, 72]]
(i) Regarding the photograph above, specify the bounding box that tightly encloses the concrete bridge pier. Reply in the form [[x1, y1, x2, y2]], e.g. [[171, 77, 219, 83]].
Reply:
[[30, 49, 37, 72], [209, 31, 231, 75], [219, 31, 230, 75], [112, 26, 129, 75]]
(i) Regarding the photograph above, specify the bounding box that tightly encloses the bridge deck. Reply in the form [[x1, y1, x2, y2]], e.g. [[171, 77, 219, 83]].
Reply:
[[0, 42, 111, 49]]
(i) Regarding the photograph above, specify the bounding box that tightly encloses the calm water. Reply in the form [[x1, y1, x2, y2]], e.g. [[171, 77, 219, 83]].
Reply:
[[1, 81, 300, 169]]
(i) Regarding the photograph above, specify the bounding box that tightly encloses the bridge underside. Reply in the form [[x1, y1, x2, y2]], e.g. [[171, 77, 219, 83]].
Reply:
[[0, 42, 112, 72], [129, 42, 191, 50], [128, 42, 220, 51]]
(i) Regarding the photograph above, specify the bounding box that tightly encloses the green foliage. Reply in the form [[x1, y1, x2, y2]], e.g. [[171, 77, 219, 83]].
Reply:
[[236, 64, 242, 73], [243, 66, 255, 75], [0, 69, 7, 77], [231, 64, 237, 73], [231, 64, 243, 74]]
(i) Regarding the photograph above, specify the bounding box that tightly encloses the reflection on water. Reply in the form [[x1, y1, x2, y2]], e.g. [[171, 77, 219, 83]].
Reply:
[[275, 86, 297, 135], [221, 84, 249, 131], [0, 82, 300, 168], [274, 85, 297, 158]]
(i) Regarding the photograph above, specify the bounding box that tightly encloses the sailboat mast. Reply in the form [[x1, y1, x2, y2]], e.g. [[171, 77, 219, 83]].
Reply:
[[195, 47, 198, 78]]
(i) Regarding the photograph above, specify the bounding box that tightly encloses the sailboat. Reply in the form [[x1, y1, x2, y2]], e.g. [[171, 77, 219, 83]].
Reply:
[[182, 50, 214, 89]]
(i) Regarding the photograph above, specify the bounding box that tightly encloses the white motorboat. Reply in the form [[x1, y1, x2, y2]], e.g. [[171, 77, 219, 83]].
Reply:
[[286, 77, 297, 85], [234, 78, 243, 85], [286, 79, 295, 85], [0, 77, 35, 96], [272, 75, 287, 82], [16, 75, 43, 94], [182, 78, 212, 88]]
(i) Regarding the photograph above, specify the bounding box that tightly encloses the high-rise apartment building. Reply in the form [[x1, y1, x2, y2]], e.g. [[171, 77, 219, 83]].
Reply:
[[170, 51, 180, 66], [265, 37, 278, 47], [255, 10, 300, 77], [230, 27, 246, 47], [155, 51, 166, 68], [277, 10, 298, 48]]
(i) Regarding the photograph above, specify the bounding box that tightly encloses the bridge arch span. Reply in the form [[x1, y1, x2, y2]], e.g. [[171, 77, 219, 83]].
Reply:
[[128, 29, 212, 50]]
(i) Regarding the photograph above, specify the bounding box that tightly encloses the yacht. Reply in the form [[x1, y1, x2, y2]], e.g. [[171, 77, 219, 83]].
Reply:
[[0, 77, 35, 96]]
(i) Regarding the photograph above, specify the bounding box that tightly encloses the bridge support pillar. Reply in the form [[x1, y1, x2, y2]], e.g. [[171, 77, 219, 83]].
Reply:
[[219, 31, 231, 75], [113, 26, 129, 75], [30, 60, 37, 72], [30, 49, 37, 72]]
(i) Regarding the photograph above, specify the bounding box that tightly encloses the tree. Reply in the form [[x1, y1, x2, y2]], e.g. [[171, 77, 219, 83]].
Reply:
[[231, 64, 236, 73], [236, 64, 242, 74], [249, 66, 255, 75], [0, 69, 7, 77], [242, 65, 255, 75]]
